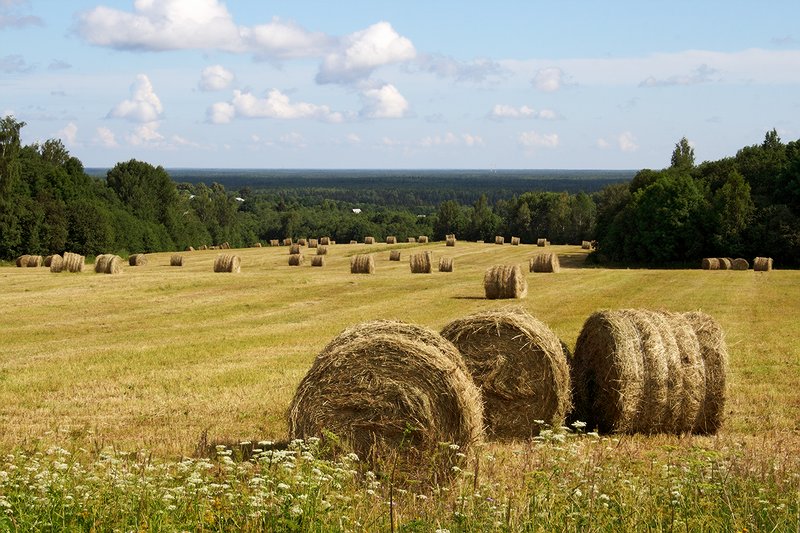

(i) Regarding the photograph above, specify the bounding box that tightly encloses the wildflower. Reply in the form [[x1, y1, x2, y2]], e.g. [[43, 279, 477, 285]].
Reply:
[[571, 421, 587, 429], [290, 505, 303, 516], [448, 444, 460, 451], [345, 452, 359, 462], [277, 483, 290, 491]]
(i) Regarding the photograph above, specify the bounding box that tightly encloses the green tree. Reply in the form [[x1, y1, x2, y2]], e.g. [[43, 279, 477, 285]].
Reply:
[[670, 137, 695, 171], [433, 200, 466, 239]]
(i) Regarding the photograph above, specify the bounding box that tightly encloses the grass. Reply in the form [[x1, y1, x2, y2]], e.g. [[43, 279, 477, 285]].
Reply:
[[1, 242, 799, 530]]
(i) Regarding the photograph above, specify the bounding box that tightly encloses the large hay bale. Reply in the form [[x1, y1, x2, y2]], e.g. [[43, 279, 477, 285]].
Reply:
[[386, 236, 397, 244], [530, 253, 560, 273], [753, 257, 773, 271], [389, 250, 401, 261], [270, 239, 280, 247], [418, 236, 429, 243], [170, 254, 184, 267], [446, 237, 456, 247], [410, 251, 432, 274], [48, 254, 64, 273], [407, 237, 416, 243], [717, 257, 732, 270], [320, 237, 330, 246], [94, 254, 110, 273], [289, 244, 301, 255], [311, 255, 325, 267], [684, 312, 728, 434], [287, 321, 484, 469], [62, 252, 84, 272], [441, 307, 571, 438], [288, 254, 304, 266], [95, 254, 123, 274], [15, 255, 30, 267], [582, 241, 592, 250], [26, 255, 43, 267], [571, 309, 717, 434], [316, 245, 328, 255], [439, 257, 454, 272], [129, 253, 147, 266], [537, 238, 547, 247], [283, 238, 292, 246], [364, 236, 375, 244], [701, 258, 720, 270], [511, 236, 521, 246], [297, 239, 306, 246], [350, 254, 374, 274], [731, 258, 749, 270], [495, 236, 505, 245], [214, 254, 241, 272], [308, 238, 318, 248], [484, 265, 527, 299], [43, 255, 54, 267]]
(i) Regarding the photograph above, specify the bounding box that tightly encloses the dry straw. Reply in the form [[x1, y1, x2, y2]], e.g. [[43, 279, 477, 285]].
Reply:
[[25, 255, 43, 267], [289, 244, 301, 255], [287, 320, 484, 470], [701, 258, 720, 270], [129, 254, 147, 266], [350, 254, 374, 274], [15, 255, 29, 267], [48, 254, 63, 273], [753, 257, 773, 271], [187, 246, 195, 251], [511, 236, 521, 246], [170, 254, 184, 267], [407, 237, 416, 243], [43, 255, 54, 267], [349, 240, 358, 245], [200, 245, 208, 250], [571, 309, 726, 435], [537, 238, 547, 247], [389, 250, 401, 261], [441, 307, 571, 438], [298, 238, 307, 246], [320, 237, 330, 245], [386, 236, 397, 244], [283, 238, 292, 246], [418, 236, 429, 243], [446, 237, 456, 247], [530, 253, 560, 273], [410, 251, 432, 273], [731, 258, 749, 270], [495, 236, 505, 245], [445, 233, 455, 240], [439, 257, 454, 272], [270, 239, 280, 247], [717, 257, 733, 270], [582, 241, 592, 250], [308, 238, 318, 248], [252, 242, 262, 248], [288, 254, 304, 266], [62, 252, 84, 272], [484, 265, 527, 299], [364, 236, 375, 244], [95, 254, 123, 274], [214, 254, 241, 272], [311, 255, 325, 267], [316, 245, 328, 255]]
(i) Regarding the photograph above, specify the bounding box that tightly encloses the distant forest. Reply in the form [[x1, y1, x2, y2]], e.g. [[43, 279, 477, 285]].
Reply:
[[2, 114, 799, 267]]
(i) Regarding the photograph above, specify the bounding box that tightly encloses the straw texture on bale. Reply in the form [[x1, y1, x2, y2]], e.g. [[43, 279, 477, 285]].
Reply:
[[364, 236, 375, 244], [445, 233, 455, 240], [95, 254, 123, 274], [410, 251, 432, 274], [187, 246, 195, 251], [270, 239, 280, 247], [289, 244, 301, 255], [24, 255, 43, 267], [214, 254, 241, 272], [288, 254, 304, 266], [94, 254, 109, 273], [44, 255, 54, 267], [495, 236, 505, 245], [701, 258, 720, 270], [311, 255, 324, 267], [62, 252, 84, 272], [389, 250, 401, 261], [537, 238, 547, 247], [717, 257, 732, 270], [252, 242, 262, 248], [129, 254, 147, 266], [170, 254, 184, 267], [15, 255, 29, 267], [684, 311, 728, 434], [484, 265, 527, 299], [582, 241, 592, 250], [308, 239, 318, 248], [350, 254, 374, 274], [316, 245, 328, 255], [200, 245, 208, 250], [298, 239, 306, 246], [441, 307, 571, 438], [753, 257, 773, 271], [511, 237, 521, 246], [320, 237, 330, 245], [571, 309, 724, 435], [530, 253, 560, 273], [283, 238, 292, 246], [731, 258, 749, 270], [349, 240, 358, 245], [386, 236, 397, 244], [446, 237, 456, 247], [418, 236, 429, 243], [438, 257, 454, 272], [48, 254, 63, 273], [287, 321, 484, 467], [407, 237, 416, 243]]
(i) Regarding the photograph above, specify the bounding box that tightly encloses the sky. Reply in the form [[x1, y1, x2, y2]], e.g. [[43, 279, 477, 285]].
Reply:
[[1, 0, 799, 169]]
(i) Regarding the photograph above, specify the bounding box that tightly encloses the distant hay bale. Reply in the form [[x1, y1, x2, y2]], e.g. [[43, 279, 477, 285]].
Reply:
[[389, 250, 401, 261], [530, 253, 560, 273], [26, 255, 43, 267], [582, 241, 591, 250], [410, 251, 432, 274], [495, 236, 504, 245], [511, 237, 521, 246], [129, 254, 147, 266], [731, 258, 749, 270], [311, 255, 325, 267], [62, 252, 84, 273], [252, 242, 262, 248], [386, 236, 397, 244], [438, 257, 454, 272], [330, 241, 336, 245], [95, 254, 123, 274], [684, 311, 729, 434], [320, 237, 330, 245], [349, 240, 358, 245], [200, 245, 208, 250], [270, 239, 280, 247], [316, 245, 328, 255], [571, 309, 720, 434], [288, 254, 304, 266], [445, 233, 455, 240], [350, 254, 374, 274], [297, 239, 306, 246], [289, 244, 301, 255], [94, 254, 110, 273], [484, 265, 527, 299], [418, 236, 428, 243], [446, 237, 456, 247], [477, 240, 484, 244], [214, 254, 241, 272], [753, 257, 773, 271], [16, 255, 30, 267], [283, 238, 292, 246], [44, 255, 54, 267], [287, 320, 484, 469], [364, 236, 375, 244], [48, 254, 63, 273], [170, 254, 184, 267], [187, 246, 195, 251], [717, 257, 732, 270], [222, 242, 231, 249], [308, 239, 318, 248], [407, 237, 416, 243], [701, 258, 720, 270], [441, 307, 571, 438], [537, 238, 547, 247]]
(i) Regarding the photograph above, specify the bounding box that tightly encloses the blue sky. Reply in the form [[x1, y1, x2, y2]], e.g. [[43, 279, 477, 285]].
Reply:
[[2, 0, 799, 169]]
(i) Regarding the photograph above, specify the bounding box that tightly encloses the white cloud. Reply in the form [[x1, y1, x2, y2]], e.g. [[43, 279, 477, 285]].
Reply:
[[57, 122, 78, 145], [279, 132, 306, 148], [532, 67, 563, 92], [127, 122, 163, 146], [199, 64, 234, 91], [489, 104, 558, 120], [95, 126, 118, 147], [360, 83, 409, 119], [596, 132, 639, 152], [595, 138, 611, 149], [317, 21, 416, 84], [211, 89, 344, 123], [346, 133, 361, 144], [242, 17, 333, 59], [414, 54, 504, 82], [0, 54, 33, 73], [0, 0, 43, 29], [108, 74, 163, 123], [420, 132, 484, 148], [639, 63, 718, 87], [518, 131, 559, 150]]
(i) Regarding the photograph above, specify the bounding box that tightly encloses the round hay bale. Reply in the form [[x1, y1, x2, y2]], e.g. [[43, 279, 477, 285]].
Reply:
[[364, 236, 375, 244], [438, 257, 454, 272], [330, 241, 336, 245], [307, 238, 318, 248], [495, 236, 505, 245], [129, 253, 147, 266], [316, 245, 328, 255], [407, 237, 416, 243], [350, 254, 374, 274], [26, 255, 43, 267], [62, 252, 84, 272], [717, 257, 732, 270], [410, 251, 432, 274], [441, 307, 571, 438], [530, 253, 560, 273], [389, 250, 401, 261], [214, 254, 241, 272], [200, 245, 208, 250], [731, 258, 749, 270], [684, 311, 728, 434], [170, 254, 184, 267], [297, 239, 306, 246], [446, 237, 456, 247], [289, 244, 301, 255], [349, 240, 358, 245], [288, 254, 304, 266], [511, 237, 521, 246], [418, 236, 429, 244], [49, 254, 64, 273], [484, 265, 527, 299], [15, 255, 30, 267], [320, 237, 330, 246], [582, 241, 592, 250], [270, 239, 280, 247], [537, 238, 547, 247], [283, 238, 292, 246], [386, 236, 397, 244], [287, 321, 484, 468], [753, 257, 773, 271], [43, 255, 54, 267], [701, 258, 720, 270], [94, 254, 111, 273], [252, 242, 262, 248], [311, 255, 325, 267], [477, 240, 485, 244]]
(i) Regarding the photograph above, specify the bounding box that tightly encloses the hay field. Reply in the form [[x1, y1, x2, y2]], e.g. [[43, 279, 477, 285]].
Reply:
[[1, 242, 798, 456]]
